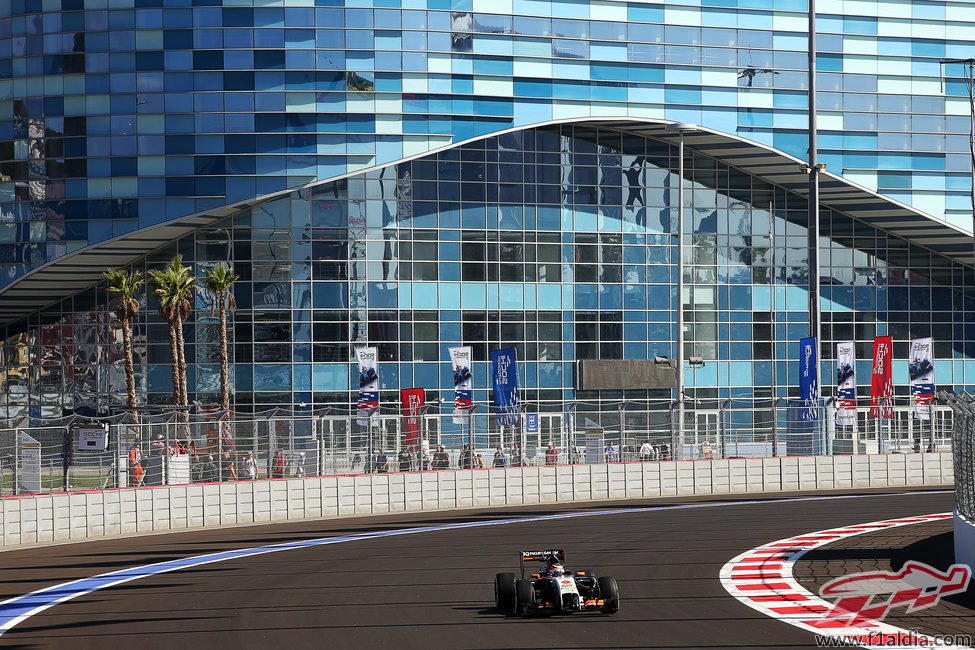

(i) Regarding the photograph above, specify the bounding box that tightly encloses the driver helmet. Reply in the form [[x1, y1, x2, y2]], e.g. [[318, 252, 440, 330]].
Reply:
[[548, 563, 565, 577]]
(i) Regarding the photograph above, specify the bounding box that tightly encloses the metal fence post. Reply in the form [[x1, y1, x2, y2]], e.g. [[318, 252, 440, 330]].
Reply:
[[13, 427, 20, 496]]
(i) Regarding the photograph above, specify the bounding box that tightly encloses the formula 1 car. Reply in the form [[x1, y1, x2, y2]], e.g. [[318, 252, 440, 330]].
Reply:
[[494, 549, 620, 617]]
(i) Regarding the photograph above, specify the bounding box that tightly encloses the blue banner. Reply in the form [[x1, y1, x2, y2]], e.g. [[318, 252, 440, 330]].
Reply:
[[799, 336, 819, 422], [491, 348, 520, 426]]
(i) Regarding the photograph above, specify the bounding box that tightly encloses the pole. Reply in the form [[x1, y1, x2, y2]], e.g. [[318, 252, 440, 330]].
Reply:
[[807, 0, 821, 351], [14, 428, 20, 496], [676, 130, 686, 466]]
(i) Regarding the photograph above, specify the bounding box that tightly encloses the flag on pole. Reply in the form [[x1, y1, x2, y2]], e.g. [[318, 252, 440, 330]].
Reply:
[[869, 336, 893, 419], [356, 346, 379, 426], [449, 346, 473, 424], [909, 337, 935, 420], [835, 341, 856, 426]]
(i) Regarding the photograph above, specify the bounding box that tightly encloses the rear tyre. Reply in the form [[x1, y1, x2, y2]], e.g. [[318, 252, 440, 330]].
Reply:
[[495, 572, 516, 613], [598, 576, 620, 614], [516, 579, 536, 618]]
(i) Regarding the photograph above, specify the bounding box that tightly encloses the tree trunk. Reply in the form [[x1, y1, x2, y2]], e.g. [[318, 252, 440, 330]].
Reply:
[[218, 291, 229, 412], [166, 317, 181, 409], [174, 311, 190, 441], [121, 312, 138, 423]]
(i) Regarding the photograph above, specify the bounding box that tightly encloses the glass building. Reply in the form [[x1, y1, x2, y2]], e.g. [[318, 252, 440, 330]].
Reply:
[[2, 0, 975, 424]]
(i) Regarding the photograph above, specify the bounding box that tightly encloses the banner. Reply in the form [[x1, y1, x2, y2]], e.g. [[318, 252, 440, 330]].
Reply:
[[909, 337, 935, 420], [491, 348, 520, 426], [835, 341, 856, 427], [356, 346, 379, 426], [799, 337, 819, 421], [449, 346, 473, 424], [400, 387, 424, 449], [869, 336, 893, 419]]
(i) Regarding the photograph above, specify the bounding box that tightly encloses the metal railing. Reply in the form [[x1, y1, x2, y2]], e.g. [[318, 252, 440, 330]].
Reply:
[[0, 401, 955, 497]]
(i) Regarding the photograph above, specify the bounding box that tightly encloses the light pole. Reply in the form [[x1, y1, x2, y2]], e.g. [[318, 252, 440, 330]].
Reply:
[[806, 0, 823, 353], [666, 122, 697, 459]]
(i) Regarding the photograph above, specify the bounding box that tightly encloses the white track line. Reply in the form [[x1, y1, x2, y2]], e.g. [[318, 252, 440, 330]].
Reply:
[[720, 512, 968, 649]]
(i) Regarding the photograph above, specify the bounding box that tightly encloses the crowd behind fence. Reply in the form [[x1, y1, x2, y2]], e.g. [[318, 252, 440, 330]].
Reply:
[[0, 400, 955, 497]]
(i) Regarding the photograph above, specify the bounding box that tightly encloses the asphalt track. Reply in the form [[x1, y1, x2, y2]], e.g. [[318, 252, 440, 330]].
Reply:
[[0, 487, 955, 650]]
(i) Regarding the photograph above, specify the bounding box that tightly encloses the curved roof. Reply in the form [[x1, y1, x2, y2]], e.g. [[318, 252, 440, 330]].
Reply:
[[1, 117, 971, 326]]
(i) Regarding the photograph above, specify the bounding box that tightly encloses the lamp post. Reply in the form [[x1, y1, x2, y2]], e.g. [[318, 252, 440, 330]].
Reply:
[[806, 0, 823, 353], [666, 122, 697, 461], [564, 401, 578, 457]]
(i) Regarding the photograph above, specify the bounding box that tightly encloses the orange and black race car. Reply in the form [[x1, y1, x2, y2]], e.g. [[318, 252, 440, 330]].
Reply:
[[494, 549, 620, 617]]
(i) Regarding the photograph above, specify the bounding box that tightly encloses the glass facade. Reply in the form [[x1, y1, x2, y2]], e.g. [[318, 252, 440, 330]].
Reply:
[[2, 124, 974, 419], [1, 1, 974, 418]]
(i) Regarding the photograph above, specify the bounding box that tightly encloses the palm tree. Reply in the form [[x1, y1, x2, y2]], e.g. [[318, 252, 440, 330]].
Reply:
[[148, 256, 196, 419], [104, 268, 146, 421], [201, 263, 238, 414]]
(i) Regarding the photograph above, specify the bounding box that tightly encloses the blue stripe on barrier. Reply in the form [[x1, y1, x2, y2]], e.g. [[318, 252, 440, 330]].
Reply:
[[0, 490, 950, 635]]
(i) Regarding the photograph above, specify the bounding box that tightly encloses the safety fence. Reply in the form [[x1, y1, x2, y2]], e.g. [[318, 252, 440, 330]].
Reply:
[[943, 390, 975, 521], [0, 400, 953, 497]]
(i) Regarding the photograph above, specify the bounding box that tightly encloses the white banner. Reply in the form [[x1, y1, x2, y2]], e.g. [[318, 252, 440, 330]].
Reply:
[[19, 432, 41, 494], [909, 337, 935, 420], [449, 346, 473, 424], [835, 341, 856, 427], [356, 346, 379, 426]]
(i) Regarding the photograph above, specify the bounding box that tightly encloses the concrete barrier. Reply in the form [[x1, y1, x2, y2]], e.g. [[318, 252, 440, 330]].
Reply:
[[0, 452, 954, 549]]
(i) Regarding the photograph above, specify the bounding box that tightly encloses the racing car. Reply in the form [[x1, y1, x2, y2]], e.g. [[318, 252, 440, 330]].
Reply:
[[494, 549, 620, 617]]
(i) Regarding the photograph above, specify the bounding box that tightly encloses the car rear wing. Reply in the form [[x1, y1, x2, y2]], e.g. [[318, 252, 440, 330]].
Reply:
[[520, 549, 565, 577]]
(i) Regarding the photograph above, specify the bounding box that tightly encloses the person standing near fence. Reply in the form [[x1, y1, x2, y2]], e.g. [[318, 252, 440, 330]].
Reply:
[[221, 451, 237, 480], [510, 442, 522, 467], [375, 448, 389, 473], [128, 443, 144, 486], [272, 451, 288, 478], [639, 440, 654, 462], [433, 445, 449, 470], [459, 443, 474, 469], [544, 443, 558, 465], [398, 447, 412, 472], [492, 445, 507, 467], [241, 452, 257, 479]]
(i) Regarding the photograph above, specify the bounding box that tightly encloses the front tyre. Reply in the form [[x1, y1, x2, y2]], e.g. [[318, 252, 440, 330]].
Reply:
[[495, 572, 516, 614], [598, 576, 620, 614], [516, 579, 536, 618]]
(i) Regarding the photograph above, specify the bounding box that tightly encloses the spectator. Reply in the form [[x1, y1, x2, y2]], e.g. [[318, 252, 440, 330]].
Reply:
[[420, 450, 431, 471], [272, 451, 288, 478], [293, 452, 306, 477], [544, 443, 558, 465], [241, 452, 257, 479], [200, 454, 218, 482], [150, 434, 165, 456], [375, 448, 389, 473], [475, 453, 485, 469], [701, 440, 713, 460], [570, 446, 582, 464], [604, 442, 617, 463], [659, 442, 670, 461], [510, 442, 522, 467], [639, 440, 655, 462], [128, 443, 144, 487], [492, 445, 508, 467], [433, 445, 449, 470], [220, 451, 237, 481], [459, 443, 474, 469], [398, 447, 412, 472], [351, 453, 362, 471]]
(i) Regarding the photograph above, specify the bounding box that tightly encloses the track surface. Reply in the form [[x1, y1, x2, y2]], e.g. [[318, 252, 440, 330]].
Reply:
[[0, 488, 954, 649]]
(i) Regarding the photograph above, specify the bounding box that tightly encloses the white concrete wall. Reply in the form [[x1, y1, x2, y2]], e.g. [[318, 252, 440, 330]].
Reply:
[[0, 452, 954, 548]]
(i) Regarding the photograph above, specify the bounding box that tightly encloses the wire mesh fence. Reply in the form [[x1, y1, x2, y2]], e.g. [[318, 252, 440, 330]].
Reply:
[[942, 390, 975, 521], [0, 400, 955, 496]]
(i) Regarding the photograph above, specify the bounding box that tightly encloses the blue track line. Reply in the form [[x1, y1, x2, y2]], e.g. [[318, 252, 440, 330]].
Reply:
[[0, 489, 951, 636]]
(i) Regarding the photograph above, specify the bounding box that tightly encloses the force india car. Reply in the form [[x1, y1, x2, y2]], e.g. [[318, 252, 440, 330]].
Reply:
[[494, 549, 620, 617]]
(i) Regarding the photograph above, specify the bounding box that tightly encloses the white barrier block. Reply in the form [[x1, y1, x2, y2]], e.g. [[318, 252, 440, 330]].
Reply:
[[831, 455, 852, 488], [675, 462, 695, 495], [815, 457, 834, 490]]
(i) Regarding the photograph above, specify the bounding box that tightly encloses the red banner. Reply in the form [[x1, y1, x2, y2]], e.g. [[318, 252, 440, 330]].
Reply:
[[869, 336, 893, 419], [400, 388, 424, 449]]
